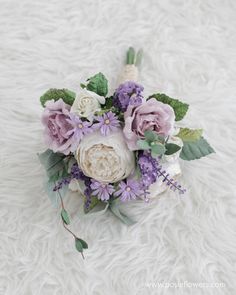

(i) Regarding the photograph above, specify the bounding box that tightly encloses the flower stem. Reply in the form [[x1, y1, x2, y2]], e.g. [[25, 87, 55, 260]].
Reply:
[[135, 49, 143, 66], [56, 185, 85, 259], [126, 47, 135, 64]]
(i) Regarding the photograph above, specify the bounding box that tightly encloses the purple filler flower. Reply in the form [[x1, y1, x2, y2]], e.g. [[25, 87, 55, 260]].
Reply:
[[114, 179, 142, 202], [138, 152, 159, 189], [114, 81, 144, 111], [90, 179, 115, 201], [66, 113, 93, 150], [93, 111, 120, 136]]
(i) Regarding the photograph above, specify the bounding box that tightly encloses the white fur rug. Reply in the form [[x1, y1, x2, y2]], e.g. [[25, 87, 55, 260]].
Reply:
[[1, 0, 236, 294]]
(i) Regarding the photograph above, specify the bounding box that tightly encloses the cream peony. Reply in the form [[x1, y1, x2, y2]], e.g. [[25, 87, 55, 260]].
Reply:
[[76, 130, 135, 183], [71, 89, 105, 120]]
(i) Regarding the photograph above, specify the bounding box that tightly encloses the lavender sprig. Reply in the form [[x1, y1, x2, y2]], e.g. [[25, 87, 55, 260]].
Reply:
[[53, 163, 89, 191], [53, 177, 71, 191], [138, 151, 186, 195], [156, 168, 186, 194]]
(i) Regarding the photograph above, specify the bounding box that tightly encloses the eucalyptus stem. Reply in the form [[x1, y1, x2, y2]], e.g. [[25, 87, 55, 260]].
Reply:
[[135, 49, 143, 66], [126, 47, 135, 64], [57, 186, 86, 259]]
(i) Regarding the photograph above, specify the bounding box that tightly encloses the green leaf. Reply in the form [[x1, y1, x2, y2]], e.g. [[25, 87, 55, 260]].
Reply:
[[61, 209, 70, 225], [78, 238, 88, 249], [151, 144, 166, 155], [144, 130, 156, 142], [75, 238, 88, 253], [75, 238, 83, 252], [38, 150, 69, 206], [109, 199, 136, 225], [165, 143, 181, 155], [84, 196, 100, 214], [149, 93, 189, 121], [126, 47, 135, 64], [38, 149, 65, 178], [177, 128, 203, 142], [180, 137, 215, 161], [137, 140, 150, 150], [86, 72, 108, 96], [44, 179, 68, 207], [103, 96, 113, 109], [135, 49, 143, 66], [80, 83, 86, 89], [40, 88, 76, 107]]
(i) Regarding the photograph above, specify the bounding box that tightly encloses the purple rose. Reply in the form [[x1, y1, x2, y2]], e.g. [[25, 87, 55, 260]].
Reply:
[[42, 99, 75, 155], [123, 98, 175, 150]]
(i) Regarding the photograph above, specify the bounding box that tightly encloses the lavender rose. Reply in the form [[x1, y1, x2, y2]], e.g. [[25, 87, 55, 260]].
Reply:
[[42, 99, 75, 155], [123, 98, 175, 150]]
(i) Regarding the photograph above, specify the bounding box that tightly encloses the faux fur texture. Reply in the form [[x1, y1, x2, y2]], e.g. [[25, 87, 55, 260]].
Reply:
[[1, 0, 236, 294]]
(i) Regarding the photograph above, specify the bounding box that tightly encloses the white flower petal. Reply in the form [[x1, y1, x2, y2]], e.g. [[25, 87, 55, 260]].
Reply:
[[76, 130, 135, 183]]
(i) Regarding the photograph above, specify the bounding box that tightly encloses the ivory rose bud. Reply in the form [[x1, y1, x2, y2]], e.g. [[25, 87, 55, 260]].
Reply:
[[71, 89, 105, 120], [123, 98, 175, 150], [76, 130, 135, 183]]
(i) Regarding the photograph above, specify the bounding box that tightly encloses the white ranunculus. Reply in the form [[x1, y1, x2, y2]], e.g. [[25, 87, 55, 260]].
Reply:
[[76, 130, 135, 183], [71, 89, 105, 120]]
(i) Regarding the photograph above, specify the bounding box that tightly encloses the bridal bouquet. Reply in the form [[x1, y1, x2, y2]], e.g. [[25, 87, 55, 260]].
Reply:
[[38, 48, 214, 257]]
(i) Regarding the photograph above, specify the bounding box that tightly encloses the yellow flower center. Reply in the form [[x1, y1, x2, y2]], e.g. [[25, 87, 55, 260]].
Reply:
[[78, 124, 83, 129], [105, 119, 110, 125], [126, 186, 131, 192]]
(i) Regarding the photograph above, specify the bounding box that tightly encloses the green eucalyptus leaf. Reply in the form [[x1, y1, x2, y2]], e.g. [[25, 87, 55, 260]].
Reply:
[[151, 144, 166, 155], [149, 93, 189, 121], [39, 150, 70, 207], [77, 238, 88, 249], [38, 149, 66, 178], [180, 137, 215, 161], [86, 72, 108, 96], [126, 47, 135, 64], [40, 88, 76, 107], [165, 143, 181, 155], [157, 135, 165, 144], [75, 238, 88, 253], [135, 49, 143, 66], [44, 179, 68, 207], [61, 208, 70, 225], [84, 196, 100, 214], [144, 130, 156, 142], [137, 139, 150, 150], [75, 238, 83, 252], [177, 128, 203, 142], [109, 199, 136, 225]]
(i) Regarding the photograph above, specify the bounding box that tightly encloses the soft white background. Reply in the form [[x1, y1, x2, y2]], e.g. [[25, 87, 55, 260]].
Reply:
[[1, 0, 236, 294]]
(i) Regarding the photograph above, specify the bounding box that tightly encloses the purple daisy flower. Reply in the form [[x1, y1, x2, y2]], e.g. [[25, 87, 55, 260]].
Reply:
[[66, 113, 93, 147], [114, 179, 142, 202], [90, 179, 115, 201], [114, 81, 144, 111], [93, 111, 120, 136]]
